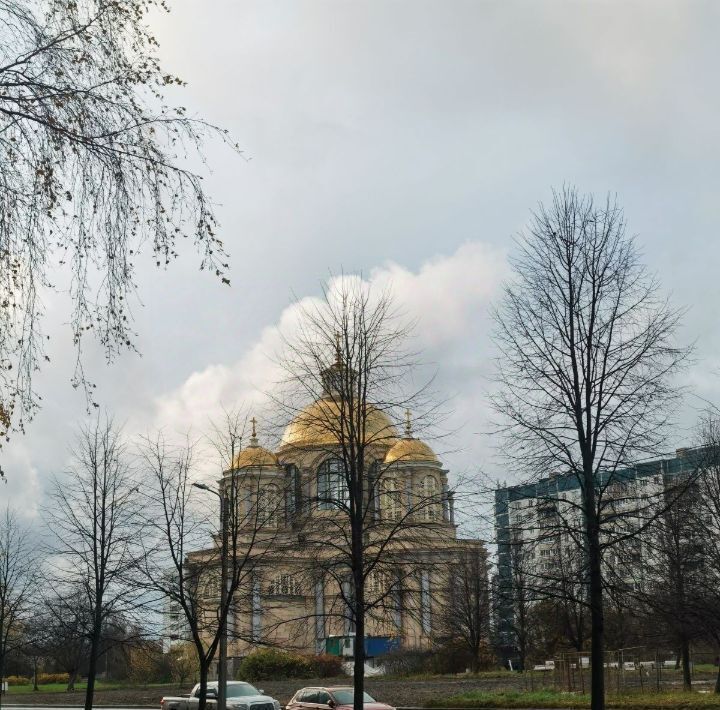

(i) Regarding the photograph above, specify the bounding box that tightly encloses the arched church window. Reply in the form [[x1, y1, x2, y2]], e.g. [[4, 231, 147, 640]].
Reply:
[[285, 464, 301, 517], [317, 458, 348, 510], [268, 573, 302, 597], [382, 477, 403, 522], [257, 483, 281, 527], [200, 571, 221, 600], [422, 475, 439, 521]]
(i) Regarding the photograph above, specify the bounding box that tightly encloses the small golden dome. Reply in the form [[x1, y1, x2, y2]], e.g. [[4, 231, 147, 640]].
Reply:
[[232, 445, 279, 469], [384, 437, 439, 464], [231, 417, 279, 469], [280, 398, 398, 449]]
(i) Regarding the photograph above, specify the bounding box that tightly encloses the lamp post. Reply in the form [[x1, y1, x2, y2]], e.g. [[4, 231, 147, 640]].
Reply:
[[192, 482, 228, 710]]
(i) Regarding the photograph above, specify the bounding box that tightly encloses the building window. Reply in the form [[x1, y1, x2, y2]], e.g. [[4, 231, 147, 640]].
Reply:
[[366, 570, 390, 598], [422, 475, 439, 521], [285, 464, 300, 517], [268, 573, 302, 597], [200, 571, 221, 600], [420, 569, 432, 634], [251, 577, 262, 641], [317, 458, 349, 510], [257, 483, 281, 526], [382, 477, 403, 521]]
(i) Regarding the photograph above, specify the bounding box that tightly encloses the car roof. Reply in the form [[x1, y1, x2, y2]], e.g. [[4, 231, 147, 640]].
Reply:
[[206, 681, 253, 687], [296, 687, 363, 695]]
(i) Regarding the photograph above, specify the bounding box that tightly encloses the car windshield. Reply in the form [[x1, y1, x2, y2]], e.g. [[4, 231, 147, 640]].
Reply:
[[331, 691, 375, 704], [227, 684, 260, 698]]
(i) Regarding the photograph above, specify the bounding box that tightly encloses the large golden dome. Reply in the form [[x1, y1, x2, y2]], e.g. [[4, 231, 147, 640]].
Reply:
[[281, 398, 398, 449], [385, 437, 439, 464]]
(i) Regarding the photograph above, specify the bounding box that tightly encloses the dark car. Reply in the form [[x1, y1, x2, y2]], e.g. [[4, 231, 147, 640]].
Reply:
[[287, 687, 394, 710]]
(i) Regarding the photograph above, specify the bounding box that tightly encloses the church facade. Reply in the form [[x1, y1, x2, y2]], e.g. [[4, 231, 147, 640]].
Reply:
[[186, 389, 487, 668]]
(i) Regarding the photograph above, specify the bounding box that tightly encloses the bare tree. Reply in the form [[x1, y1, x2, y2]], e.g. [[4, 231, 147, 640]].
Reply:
[[497, 538, 537, 670], [37, 589, 92, 691], [533, 545, 589, 657], [437, 544, 490, 672], [0, 508, 35, 710], [138, 416, 285, 710], [0, 0, 237, 460], [276, 280, 465, 710], [693, 413, 720, 693], [46, 416, 143, 710], [492, 187, 690, 710], [635, 479, 705, 690]]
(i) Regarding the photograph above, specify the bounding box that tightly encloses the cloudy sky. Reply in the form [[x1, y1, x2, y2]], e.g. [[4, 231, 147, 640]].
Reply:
[[3, 1, 720, 519]]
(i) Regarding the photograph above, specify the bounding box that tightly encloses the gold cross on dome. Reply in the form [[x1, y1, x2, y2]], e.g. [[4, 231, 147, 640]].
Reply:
[[250, 416, 257, 438], [405, 409, 412, 438]]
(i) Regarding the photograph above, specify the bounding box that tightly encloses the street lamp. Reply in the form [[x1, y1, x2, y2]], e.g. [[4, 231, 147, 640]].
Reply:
[[192, 481, 229, 710]]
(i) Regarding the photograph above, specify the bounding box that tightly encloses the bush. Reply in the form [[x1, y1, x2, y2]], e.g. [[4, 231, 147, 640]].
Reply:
[[6, 675, 31, 686], [128, 644, 172, 684], [38, 672, 70, 684], [236, 649, 312, 682], [378, 648, 432, 676], [379, 642, 496, 676], [307, 654, 345, 678], [168, 643, 199, 687]]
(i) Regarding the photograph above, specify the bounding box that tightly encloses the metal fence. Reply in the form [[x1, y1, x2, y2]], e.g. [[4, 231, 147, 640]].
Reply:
[[521, 649, 720, 694]]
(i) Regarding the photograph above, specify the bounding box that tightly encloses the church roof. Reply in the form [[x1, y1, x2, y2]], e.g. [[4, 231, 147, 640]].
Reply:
[[384, 437, 439, 464], [384, 409, 439, 464], [231, 418, 280, 469], [280, 398, 398, 450]]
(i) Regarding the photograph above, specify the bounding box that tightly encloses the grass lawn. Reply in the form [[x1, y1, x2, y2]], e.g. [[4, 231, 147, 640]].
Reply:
[[428, 689, 720, 709], [6, 681, 174, 694], [377, 670, 519, 682]]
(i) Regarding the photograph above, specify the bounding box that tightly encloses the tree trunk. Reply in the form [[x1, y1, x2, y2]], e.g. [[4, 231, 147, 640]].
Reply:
[[588, 544, 605, 710], [196, 662, 209, 710], [352, 553, 365, 710], [584, 464, 605, 710], [518, 633, 526, 672], [84, 619, 103, 710], [33, 657, 38, 691], [714, 656, 720, 694], [680, 638, 691, 691], [67, 668, 78, 692], [0, 654, 5, 710], [353, 606, 365, 710]]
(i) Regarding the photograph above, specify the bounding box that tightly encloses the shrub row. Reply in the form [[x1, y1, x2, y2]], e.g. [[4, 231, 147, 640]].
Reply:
[[380, 642, 495, 676], [4, 672, 70, 686], [38, 673, 71, 684], [236, 649, 344, 682]]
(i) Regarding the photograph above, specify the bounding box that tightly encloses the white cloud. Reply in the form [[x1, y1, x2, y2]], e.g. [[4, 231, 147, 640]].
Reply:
[[149, 240, 508, 469], [371, 242, 507, 347]]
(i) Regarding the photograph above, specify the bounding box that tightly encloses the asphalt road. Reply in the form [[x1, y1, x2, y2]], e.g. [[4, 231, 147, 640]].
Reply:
[[8, 708, 158, 710]]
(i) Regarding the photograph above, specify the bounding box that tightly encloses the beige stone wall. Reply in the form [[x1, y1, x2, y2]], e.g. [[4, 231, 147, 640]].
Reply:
[[191, 436, 487, 659]]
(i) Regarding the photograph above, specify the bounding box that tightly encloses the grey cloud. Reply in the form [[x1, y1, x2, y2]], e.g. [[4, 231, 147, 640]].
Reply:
[[3, 0, 720, 509]]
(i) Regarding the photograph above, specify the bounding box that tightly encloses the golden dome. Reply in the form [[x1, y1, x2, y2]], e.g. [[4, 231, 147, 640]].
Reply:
[[231, 417, 279, 469], [280, 398, 398, 449], [232, 445, 279, 469], [384, 437, 439, 464]]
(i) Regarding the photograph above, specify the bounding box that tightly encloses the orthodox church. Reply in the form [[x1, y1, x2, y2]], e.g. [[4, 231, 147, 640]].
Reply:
[[186, 367, 487, 669]]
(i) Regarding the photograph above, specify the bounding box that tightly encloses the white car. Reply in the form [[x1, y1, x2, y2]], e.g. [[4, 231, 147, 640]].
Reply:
[[161, 681, 282, 710]]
